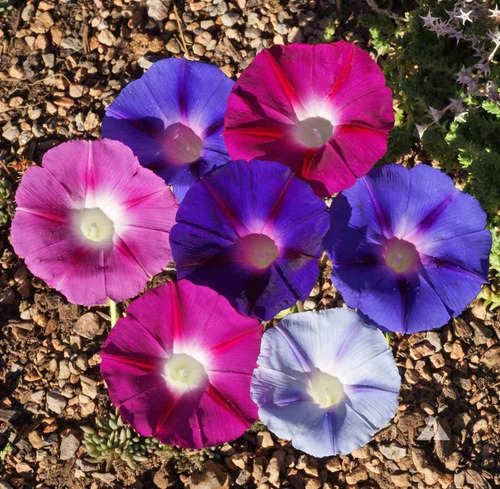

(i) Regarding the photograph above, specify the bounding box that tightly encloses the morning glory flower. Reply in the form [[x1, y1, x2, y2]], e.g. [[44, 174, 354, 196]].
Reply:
[[169, 159, 330, 321], [251, 308, 401, 457], [11, 139, 177, 306], [324, 164, 492, 334], [102, 58, 234, 202], [223, 42, 394, 197], [100, 279, 262, 448]]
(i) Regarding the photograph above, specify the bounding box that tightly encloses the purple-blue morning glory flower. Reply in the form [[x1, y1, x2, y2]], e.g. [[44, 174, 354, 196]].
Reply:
[[324, 164, 492, 334], [102, 59, 234, 202], [250, 308, 401, 457], [169, 159, 330, 321]]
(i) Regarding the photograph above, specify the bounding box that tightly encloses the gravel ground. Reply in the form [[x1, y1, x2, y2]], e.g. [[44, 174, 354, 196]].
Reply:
[[0, 1, 499, 488]]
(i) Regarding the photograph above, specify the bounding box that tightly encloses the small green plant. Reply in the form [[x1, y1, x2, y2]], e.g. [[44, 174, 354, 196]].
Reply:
[[0, 442, 13, 460], [0, 177, 14, 226], [82, 410, 226, 473], [0, 0, 15, 14], [82, 410, 162, 471]]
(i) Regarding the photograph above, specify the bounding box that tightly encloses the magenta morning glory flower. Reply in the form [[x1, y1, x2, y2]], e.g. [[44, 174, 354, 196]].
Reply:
[[11, 139, 177, 306], [324, 164, 492, 334], [102, 58, 234, 202], [251, 308, 400, 457], [169, 159, 330, 321], [100, 279, 262, 448], [223, 42, 394, 197]]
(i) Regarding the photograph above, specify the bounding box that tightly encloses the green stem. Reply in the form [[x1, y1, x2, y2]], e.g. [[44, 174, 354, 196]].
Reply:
[[385, 332, 391, 345], [109, 299, 118, 327]]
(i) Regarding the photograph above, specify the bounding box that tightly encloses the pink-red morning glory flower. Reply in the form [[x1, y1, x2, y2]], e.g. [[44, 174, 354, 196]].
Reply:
[[11, 139, 177, 306], [102, 58, 234, 202], [169, 159, 330, 321], [251, 308, 401, 457], [100, 280, 262, 448], [223, 42, 394, 197], [324, 164, 492, 334]]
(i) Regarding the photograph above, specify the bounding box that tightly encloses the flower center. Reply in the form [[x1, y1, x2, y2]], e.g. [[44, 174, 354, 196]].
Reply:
[[308, 369, 345, 409], [384, 237, 420, 274], [79, 208, 114, 244], [164, 353, 207, 392], [296, 117, 333, 147], [235, 233, 278, 270], [163, 122, 203, 165]]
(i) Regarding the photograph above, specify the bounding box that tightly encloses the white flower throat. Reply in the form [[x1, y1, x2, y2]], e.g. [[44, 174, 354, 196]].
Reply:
[[79, 207, 115, 244], [164, 353, 207, 392]]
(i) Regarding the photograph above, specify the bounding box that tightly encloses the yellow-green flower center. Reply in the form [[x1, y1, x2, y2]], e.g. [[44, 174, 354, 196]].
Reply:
[[307, 369, 345, 408], [164, 353, 207, 392], [235, 233, 279, 270], [384, 237, 420, 274]]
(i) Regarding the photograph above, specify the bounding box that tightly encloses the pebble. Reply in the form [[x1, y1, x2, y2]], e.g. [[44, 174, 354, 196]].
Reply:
[[93, 473, 116, 485], [410, 340, 435, 359], [450, 342, 465, 360], [2, 126, 20, 142], [59, 359, 71, 380], [236, 469, 251, 485], [31, 12, 54, 34], [325, 458, 342, 473], [73, 312, 100, 340], [166, 38, 181, 54], [42, 53, 55, 68], [80, 376, 98, 399], [379, 443, 407, 461], [453, 318, 472, 339], [245, 27, 262, 39], [146, 0, 172, 21], [391, 473, 411, 487], [60, 433, 80, 460], [8, 65, 24, 79], [346, 465, 368, 484], [221, 12, 240, 27], [287, 26, 303, 43], [423, 466, 441, 485], [196, 31, 212, 46], [61, 37, 83, 52], [97, 30, 116, 47], [257, 430, 274, 448], [21, 4, 36, 22], [138, 56, 154, 70], [192, 43, 205, 57], [69, 84, 86, 98], [46, 392, 67, 414], [200, 20, 215, 29], [481, 346, 499, 368]]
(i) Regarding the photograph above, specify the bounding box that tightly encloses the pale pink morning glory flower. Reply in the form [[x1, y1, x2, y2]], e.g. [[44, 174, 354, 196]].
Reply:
[[11, 139, 178, 305]]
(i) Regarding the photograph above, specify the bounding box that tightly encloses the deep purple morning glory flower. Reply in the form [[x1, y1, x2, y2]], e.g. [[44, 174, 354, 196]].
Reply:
[[102, 59, 234, 202], [169, 160, 330, 321], [324, 164, 492, 334], [251, 308, 401, 456]]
